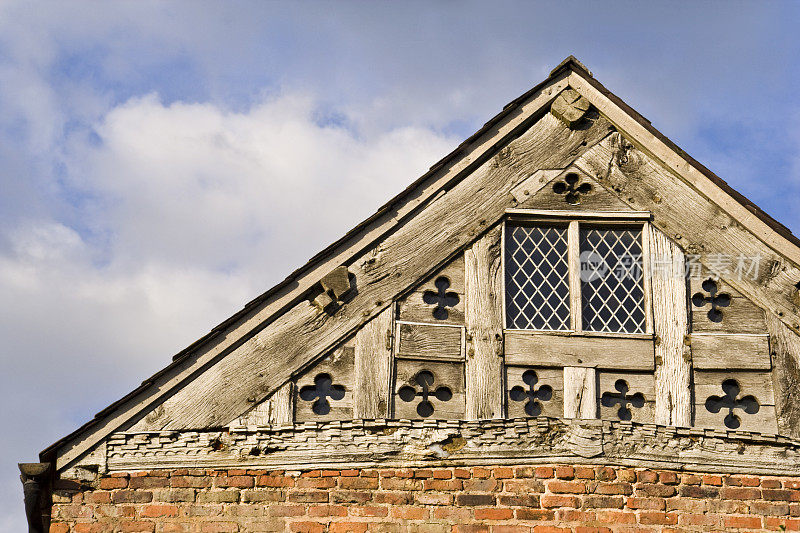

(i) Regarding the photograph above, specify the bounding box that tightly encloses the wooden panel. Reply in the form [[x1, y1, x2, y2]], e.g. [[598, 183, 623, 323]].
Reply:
[[397, 256, 465, 325], [598, 371, 654, 424], [504, 331, 654, 370], [766, 312, 800, 438], [465, 226, 504, 419], [353, 307, 393, 419], [518, 171, 632, 212], [397, 322, 462, 361], [691, 334, 771, 370], [230, 380, 293, 426], [394, 359, 465, 420], [564, 366, 597, 419], [689, 277, 767, 334], [649, 226, 691, 427], [130, 110, 613, 434], [294, 344, 354, 422], [506, 366, 563, 419], [567, 221, 581, 332], [694, 370, 777, 433]]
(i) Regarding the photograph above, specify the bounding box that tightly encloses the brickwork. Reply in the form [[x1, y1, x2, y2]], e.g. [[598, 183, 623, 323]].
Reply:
[[50, 465, 800, 532]]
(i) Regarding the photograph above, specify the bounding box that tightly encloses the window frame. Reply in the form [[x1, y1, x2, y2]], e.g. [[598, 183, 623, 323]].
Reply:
[[502, 209, 654, 338]]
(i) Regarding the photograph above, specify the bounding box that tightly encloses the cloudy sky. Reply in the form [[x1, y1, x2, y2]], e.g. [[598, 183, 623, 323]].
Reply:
[[1, 0, 799, 527]]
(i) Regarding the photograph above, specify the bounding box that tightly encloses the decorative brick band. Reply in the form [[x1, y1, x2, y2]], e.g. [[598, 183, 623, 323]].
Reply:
[[99, 417, 800, 476]]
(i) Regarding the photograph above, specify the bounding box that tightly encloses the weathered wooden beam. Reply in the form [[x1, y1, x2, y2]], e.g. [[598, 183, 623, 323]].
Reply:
[[131, 111, 615, 432], [648, 226, 691, 427], [353, 306, 393, 419], [464, 226, 504, 420], [766, 312, 800, 438], [563, 366, 597, 419], [574, 132, 800, 336], [504, 332, 654, 370], [270, 382, 293, 425], [551, 88, 591, 128], [691, 334, 770, 370]]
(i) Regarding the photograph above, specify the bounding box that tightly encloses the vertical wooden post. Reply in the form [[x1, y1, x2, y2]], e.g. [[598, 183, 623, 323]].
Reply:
[[567, 221, 582, 332], [649, 225, 692, 427], [563, 366, 597, 419], [465, 226, 504, 419], [353, 306, 393, 418], [270, 381, 294, 425], [766, 311, 800, 439]]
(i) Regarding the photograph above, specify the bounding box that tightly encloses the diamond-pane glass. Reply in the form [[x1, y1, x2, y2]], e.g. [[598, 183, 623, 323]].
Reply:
[[580, 228, 645, 333], [505, 225, 570, 330]]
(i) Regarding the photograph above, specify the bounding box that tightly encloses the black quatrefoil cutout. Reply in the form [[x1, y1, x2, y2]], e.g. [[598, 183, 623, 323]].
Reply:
[[398, 370, 453, 418], [692, 278, 731, 323], [509, 369, 553, 417], [422, 276, 459, 320], [705, 378, 759, 429], [601, 379, 645, 421], [552, 172, 592, 205], [299, 373, 345, 415]]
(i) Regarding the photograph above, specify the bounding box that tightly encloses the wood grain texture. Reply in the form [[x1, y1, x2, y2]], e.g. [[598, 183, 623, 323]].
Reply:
[[574, 131, 800, 338], [393, 359, 465, 420], [694, 369, 777, 433], [648, 226, 691, 427], [353, 308, 393, 419], [270, 382, 293, 425], [464, 226, 504, 419], [567, 221, 582, 332], [504, 331, 654, 370], [397, 322, 462, 362], [396, 256, 465, 325], [691, 334, 771, 370], [689, 277, 767, 334], [766, 312, 800, 438], [563, 366, 597, 419], [134, 111, 614, 431]]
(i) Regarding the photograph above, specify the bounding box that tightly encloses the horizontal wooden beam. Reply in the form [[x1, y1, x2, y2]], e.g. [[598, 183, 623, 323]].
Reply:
[[505, 331, 654, 370]]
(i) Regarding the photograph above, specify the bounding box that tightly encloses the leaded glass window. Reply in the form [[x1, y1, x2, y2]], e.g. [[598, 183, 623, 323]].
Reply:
[[505, 225, 570, 330], [505, 221, 647, 334]]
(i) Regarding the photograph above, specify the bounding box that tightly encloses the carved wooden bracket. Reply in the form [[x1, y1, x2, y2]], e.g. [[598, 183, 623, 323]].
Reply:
[[19, 463, 50, 533], [312, 266, 353, 311], [550, 88, 591, 128]]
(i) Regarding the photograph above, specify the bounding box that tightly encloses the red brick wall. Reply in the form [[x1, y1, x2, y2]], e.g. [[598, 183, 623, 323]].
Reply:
[[49, 465, 800, 532]]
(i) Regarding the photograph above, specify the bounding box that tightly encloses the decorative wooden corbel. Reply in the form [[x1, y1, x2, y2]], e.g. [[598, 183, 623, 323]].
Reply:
[[19, 462, 50, 533], [550, 88, 591, 128], [313, 266, 353, 312]]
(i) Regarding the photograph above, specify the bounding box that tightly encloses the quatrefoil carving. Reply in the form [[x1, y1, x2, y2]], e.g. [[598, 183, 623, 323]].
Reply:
[[692, 278, 731, 323], [552, 172, 592, 205], [299, 373, 345, 415], [398, 370, 452, 418], [509, 370, 552, 417], [601, 379, 645, 421], [422, 276, 459, 320], [705, 378, 759, 429]]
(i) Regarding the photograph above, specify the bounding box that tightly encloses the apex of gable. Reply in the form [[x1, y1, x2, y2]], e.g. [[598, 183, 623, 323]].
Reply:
[[550, 55, 593, 78]]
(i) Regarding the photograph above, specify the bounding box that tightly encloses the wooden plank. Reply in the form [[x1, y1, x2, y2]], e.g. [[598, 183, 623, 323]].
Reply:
[[504, 331, 654, 370], [567, 221, 581, 332], [294, 345, 354, 422], [506, 366, 563, 419], [505, 209, 651, 220], [689, 277, 767, 334], [270, 382, 293, 425], [648, 225, 691, 426], [691, 334, 771, 370], [573, 131, 800, 339], [353, 307, 393, 419], [598, 371, 654, 424], [510, 169, 561, 203], [393, 360, 465, 420], [766, 312, 800, 438], [53, 73, 575, 469], [563, 366, 597, 419], [397, 256, 465, 325], [129, 111, 614, 434], [694, 369, 777, 434], [464, 226, 504, 419], [397, 322, 462, 362]]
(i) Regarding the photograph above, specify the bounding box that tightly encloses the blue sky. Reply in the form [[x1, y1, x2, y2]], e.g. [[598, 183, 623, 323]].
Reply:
[[1, 1, 799, 528]]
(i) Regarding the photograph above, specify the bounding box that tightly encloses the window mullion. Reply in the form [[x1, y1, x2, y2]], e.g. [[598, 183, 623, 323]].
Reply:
[[567, 220, 582, 333]]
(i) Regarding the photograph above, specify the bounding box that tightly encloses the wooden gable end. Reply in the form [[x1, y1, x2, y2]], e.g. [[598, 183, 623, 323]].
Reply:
[[50, 58, 800, 477]]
